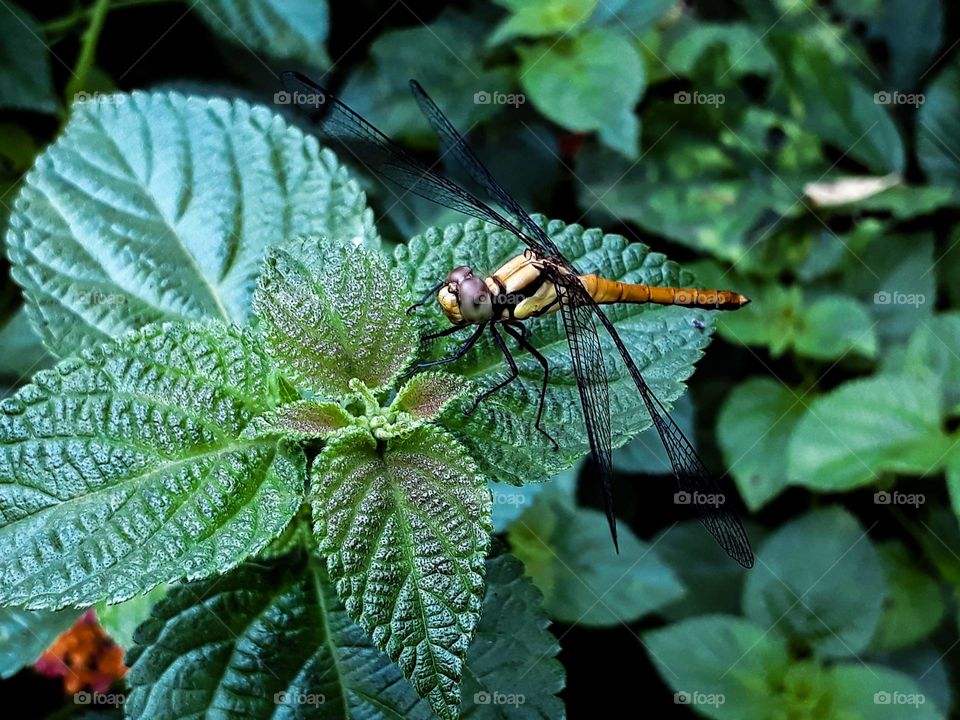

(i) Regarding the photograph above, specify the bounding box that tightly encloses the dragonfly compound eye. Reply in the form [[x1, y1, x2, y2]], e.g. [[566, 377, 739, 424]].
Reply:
[[445, 265, 474, 285], [458, 276, 493, 322]]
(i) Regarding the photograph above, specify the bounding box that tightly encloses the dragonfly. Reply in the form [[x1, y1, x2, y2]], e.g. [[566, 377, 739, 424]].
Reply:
[[281, 71, 755, 568]]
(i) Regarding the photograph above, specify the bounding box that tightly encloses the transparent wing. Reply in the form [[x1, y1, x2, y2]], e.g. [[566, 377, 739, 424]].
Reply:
[[580, 284, 755, 568], [281, 72, 539, 248], [408, 80, 573, 269], [555, 275, 618, 549]]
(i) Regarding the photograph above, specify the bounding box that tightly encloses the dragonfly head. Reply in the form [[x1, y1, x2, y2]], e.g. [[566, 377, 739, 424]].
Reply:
[[437, 266, 494, 324]]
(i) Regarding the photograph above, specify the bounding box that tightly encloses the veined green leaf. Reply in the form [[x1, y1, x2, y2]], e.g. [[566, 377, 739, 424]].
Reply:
[[394, 217, 713, 486], [7, 91, 378, 358], [392, 372, 468, 421], [254, 236, 416, 397], [0, 607, 80, 679], [196, 0, 330, 68], [0, 323, 304, 609], [244, 399, 354, 440], [310, 427, 492, 720]]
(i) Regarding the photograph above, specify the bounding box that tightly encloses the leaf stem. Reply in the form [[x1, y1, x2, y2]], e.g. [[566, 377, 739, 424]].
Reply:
[[65, 0, 112, 103], [43, 0, 176, 36]]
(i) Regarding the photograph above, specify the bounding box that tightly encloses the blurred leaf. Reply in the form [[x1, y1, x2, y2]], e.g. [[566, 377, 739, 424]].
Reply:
[[869, 542, 944, 654], [787, 375, 950, 491], [918, 60, 960, 186], [508, 492, 684, 626], [489, 0, 597, 45], [342, 11, 510, 144], [0, 5, 57, 113], [664, 22, 775, 77], [613, 393, 694, 474], [519, 29, 644, 158], [903, 313, 960, 413], [0, 307, 51, 378], [771, 35, 905, 173], [95, 584, 169, 650], [0, 607, 80, 679], [793, 295, 878, 360], [718, 378, 805, 511], [654, 520, 753, 620], [873, 643, 953, 717], [195, 0, 330, 68], [841, 234, 935, 346], [394, 217, 713, 486], [310, 427, 491, 720], [830, 664, 944, 719], [7, 92, 378, 358], [743, 507, 885, 659], [587, 0, 676, 34], [872, 0, 944, 92], [803, 173, 901, 207], [837, 184, 959, 216], [646, 614, 792, 719], [489, 463, 579, 533], [253, 236, 416, 397], [0, 324, 303, 609]]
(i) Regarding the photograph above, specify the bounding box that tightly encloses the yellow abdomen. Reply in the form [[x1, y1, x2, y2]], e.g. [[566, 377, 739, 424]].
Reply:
[[579, 275, 750, 310]]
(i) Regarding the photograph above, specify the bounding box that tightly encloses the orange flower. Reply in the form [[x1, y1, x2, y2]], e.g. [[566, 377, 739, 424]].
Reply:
[[34, 610, 127, 694]]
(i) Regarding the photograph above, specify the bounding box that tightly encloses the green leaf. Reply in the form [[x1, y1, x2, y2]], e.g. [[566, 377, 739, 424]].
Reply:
[[613, 394, 693, 474], [509, 492, 684, 625], [0, 307, 51, 379], [787, 375, 951, 491], [919, 61, 960, 186], [342, 11, 511, 144], [195, 0, 330, 68], [394, 217, 714, 486], [587, 0, 675, 35], [0, 607, 80, 679], [0, 5, 57, 113], [489, 0, 598, 45], [645, 614, 792, 720], [771, 35, 905, 173], [903, 313, 960, 413], [792, 295, 877, 360], [254, 236, 416, 397], [743, 507, 885, 659], [245, 399, 354, 440], [392, 372, 468, 421], [0, 323, 304, 609], [95, 584, 169, 649], [7, 91, 378, 358], [717, 378, 805, 511], [310, 426, 492, 720], [872, 0, 943, 90], [869, 541, 944, 653], [519, 29, 644, 158], [489, 479, 547, 532], [829, 664, 944, 719], [459, 549, 565, 719], [664, 22, 775, 77], [126, 551, 431, 720]]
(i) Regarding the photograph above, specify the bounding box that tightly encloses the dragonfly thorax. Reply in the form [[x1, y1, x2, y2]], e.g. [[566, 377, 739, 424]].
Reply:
[[437, 266, 494, 324]]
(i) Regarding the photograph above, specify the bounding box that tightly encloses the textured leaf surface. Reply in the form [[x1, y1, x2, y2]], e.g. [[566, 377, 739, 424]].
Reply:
[[0, 323, 303, 608], [392, 372, 468, 421], [255, 236, 416, 397], [7, 92, 378, 357], [127, 551, 430, 720], [310, 427, 492, 720], [394, 217, 713, 485], [245, 400, 353, 440], [196, 0, 330, 68], [0, 607, 80, 678], [743, 507, 885, 659]]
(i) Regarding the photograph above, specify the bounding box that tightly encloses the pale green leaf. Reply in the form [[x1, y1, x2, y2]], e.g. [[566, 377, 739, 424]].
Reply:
[[509, 492, 684, 626], [0, 307, 51, 379], [254, 236, 416, 397], [743, 507, 885, 659], [829, 664, 945, 719], [393, 217, 714, 486], [904, 313, 960, 413], [519, 29, 645, 158], [665, 22, 775, 77], [95, 584, 169, 649], [787, 375, 950, 491], [717, 378, 805, 511], [0, 607, 80, 678], [489, 0, 597, 45], [310, 427, 492, 720], [7, 91, 378, 357], [0, 5, 57, 113], [869, 541, 944, 654], [195, 0, 330, 68], [0, 323, 304, 609], [792, 295, 877, 360], [918, 61, 960, 186]]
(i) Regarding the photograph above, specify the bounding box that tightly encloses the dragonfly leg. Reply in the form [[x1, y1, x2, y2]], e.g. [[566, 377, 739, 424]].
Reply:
[[399, 323, 485, 380], [421, 323, 467, 343], [503, 322, 559, 450], [464, 324, 519, 415], [406, 281, 445, 315]]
